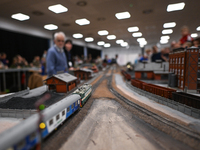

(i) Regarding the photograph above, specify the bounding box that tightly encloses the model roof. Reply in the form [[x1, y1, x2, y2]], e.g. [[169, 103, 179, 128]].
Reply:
[[45, 73, 77, 83]]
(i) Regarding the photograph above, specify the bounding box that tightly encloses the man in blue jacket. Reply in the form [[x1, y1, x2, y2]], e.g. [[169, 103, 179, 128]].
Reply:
[[46, 32, 68, 76]]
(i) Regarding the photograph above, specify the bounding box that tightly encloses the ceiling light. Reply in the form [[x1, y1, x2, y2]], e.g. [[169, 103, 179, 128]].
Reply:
[[167, 2, 185, 12], [160, 39, 168, 44], [98, 30, 109, 36], [163, 22, 176, 28], [191, 33, 198, 38], [139, 40, 147, 45], [121, 42, 128, 47], [196, 26, 200, 31], [107, 35, 116, 40], [132, 32, 142, 37], [104, 43, 111, 48], [73, 33, 83, 39], [44, 24, 58, 30], [97, 41, 105, 46], [85, 37, 94, 42], [75, 18, 90, 26], [162, 29, 173, 34], [161, 36, 170, 40], [116, 39, 124, 44], [11, 13, 30, 21], [127, 26, 139, 32], [48, 4, 68, 14], [137, 38, 146, 42], [115, 11, 131, 20]]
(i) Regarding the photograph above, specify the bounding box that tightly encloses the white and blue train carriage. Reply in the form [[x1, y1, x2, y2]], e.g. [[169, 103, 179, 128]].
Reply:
[[0, 94, 81, 150]]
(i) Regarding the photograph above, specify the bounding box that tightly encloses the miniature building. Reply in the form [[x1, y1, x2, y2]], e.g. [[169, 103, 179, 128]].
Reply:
[[74, 68, 93, 80], [169, 47, 200, 92], [45, 73, 77, 93], [134, 62, 169, 80]]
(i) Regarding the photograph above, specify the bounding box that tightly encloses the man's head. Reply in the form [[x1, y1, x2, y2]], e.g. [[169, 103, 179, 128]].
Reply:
[[65, 40, 73, 51], [54, 32, 66, 49], [181, 26, 190, 36]]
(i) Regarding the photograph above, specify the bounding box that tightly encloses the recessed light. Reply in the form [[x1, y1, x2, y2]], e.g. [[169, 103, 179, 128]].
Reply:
[[132, 32, 142, 37], [167, 2, 185, 12], [11, 13, 30, 21], [191, 33, 198, 38], [97, 41, 105, 46], [44, 24, 58, 30], [196, 26, 200, 31], [48, 4, 68, 14], [107, 35, 116, 40], [98, 30, 109, 36], [127, 26, 139, 32], [115, 11, 131, 20], [85, 37, 94, 42], [163, 22, 176, 28], [161, 36, 170, 40], [104, 43, 111, 48], [162, 29, 173, 34], [160, 39, 168, 44], [116, 40, 124, 44], [73, 33, 83, 39], [75, 18, 90, 26], [137, 38, 146, 42], [121, 42, 128, 47]]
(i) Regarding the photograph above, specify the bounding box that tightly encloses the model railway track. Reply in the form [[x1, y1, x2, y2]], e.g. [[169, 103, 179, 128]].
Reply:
[[107, 74, 200, 141]]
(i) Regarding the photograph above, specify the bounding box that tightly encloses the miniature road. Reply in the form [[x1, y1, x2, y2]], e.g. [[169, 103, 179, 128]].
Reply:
[[60, 99, 191, 150]]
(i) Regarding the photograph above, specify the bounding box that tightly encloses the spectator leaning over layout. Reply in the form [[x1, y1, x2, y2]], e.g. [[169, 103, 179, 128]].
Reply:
[[179, 26, 193, 45], [46, 32, 68, 77]]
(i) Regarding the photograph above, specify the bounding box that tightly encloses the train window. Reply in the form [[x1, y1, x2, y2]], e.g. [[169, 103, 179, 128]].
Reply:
[[56, 114, 60, 120], [30, 132, 37, 141], [75, 101, 77, 106], [16, 140, 26, 150], [49, 119, 53, 126], [62, 110, 65, 116], [67, 107, 70, 112], [71, 104, 74, 109]]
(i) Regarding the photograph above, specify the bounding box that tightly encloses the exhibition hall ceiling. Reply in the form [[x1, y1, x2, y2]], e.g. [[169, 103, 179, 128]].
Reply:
[[0, 0, 199, 48]]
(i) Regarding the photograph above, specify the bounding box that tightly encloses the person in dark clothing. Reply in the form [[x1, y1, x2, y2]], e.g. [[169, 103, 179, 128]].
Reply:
[[64, 39, 74, 70]]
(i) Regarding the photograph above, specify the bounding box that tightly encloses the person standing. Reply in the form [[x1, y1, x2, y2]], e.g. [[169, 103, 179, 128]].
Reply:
[[64, 39, 74, 70], [46, 32, 68, 76]]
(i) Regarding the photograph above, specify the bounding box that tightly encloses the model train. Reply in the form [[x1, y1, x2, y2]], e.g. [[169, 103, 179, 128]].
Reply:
[[121, 70, 131, 81], [131, 79, 200, 109], [0, 83, 92, 150]]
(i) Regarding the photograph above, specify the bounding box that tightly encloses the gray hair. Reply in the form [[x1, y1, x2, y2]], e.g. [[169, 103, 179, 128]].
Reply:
[[54, 32, 66, 40]]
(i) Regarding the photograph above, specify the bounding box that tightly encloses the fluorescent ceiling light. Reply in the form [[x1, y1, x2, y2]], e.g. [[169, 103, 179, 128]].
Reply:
[[137, 38, 146, 42], [127, 26, 139, 32], [115, 11, 131, 20], [163, 22, 176, 28], [107, 35, 116, 40], [75, 18, 90, 26], [85, 37, 94, 42], [191, 33, 198, 38], [121, 42, 128, 47], [161, 36, 170, 40], [44, 24, 58, 30], [132, 32, 142, 37], [160, 39, 168, 44], [196, 26, 200, 31], [98, 30, 109, 36], [104, 43, 111, 48], [11, 13, 30, 21], [167, 2, 185, 12], [116, 39, 124, 44], [162, 29, 173, 34], [139, 40, 147, 45], [73, 33, 83, 39], [97, 41, 105, 46], [48, 4, 68, 14]]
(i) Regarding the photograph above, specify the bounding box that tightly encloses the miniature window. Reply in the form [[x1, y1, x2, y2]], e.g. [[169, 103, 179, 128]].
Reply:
[[67, 107, 70, 112], [17, 140, 26, 149], [30, 132, 36, 141], [49, 119, 53, 126], [182, 58, 184, 63], [181, 70, 184, 76], [75, 101, 78, 106], [62, 110, 65, 116], [71, 104, 74, 109], [56, 114, 60, 120]]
